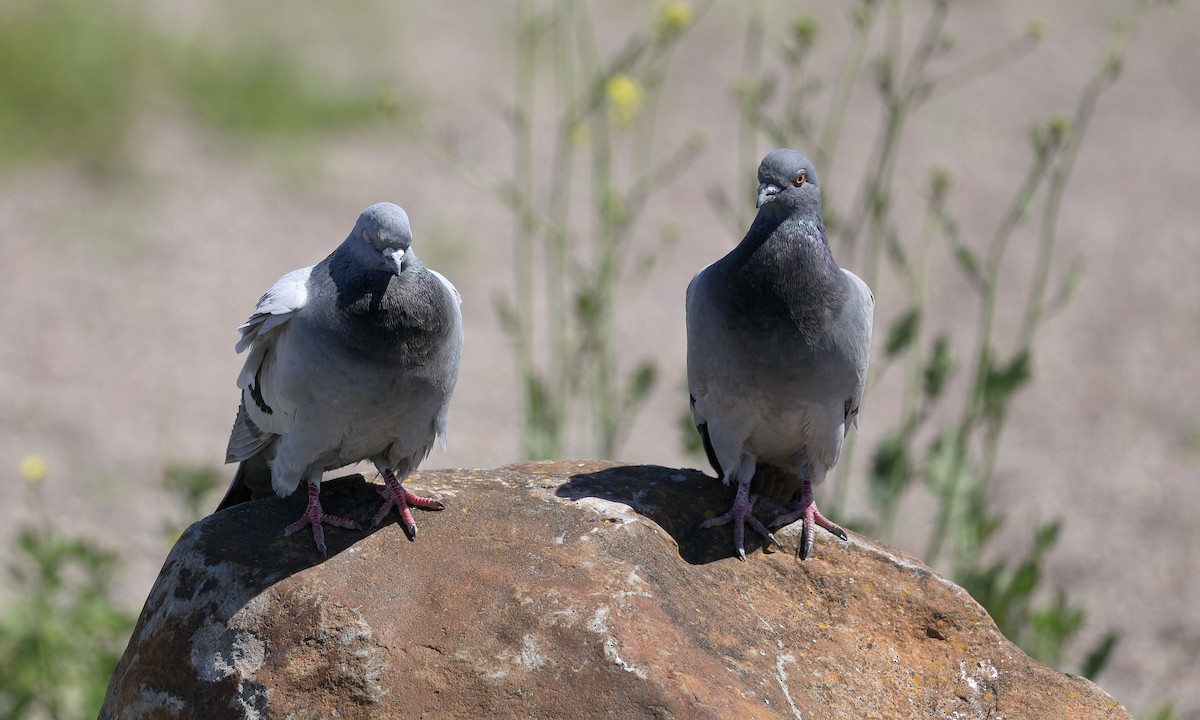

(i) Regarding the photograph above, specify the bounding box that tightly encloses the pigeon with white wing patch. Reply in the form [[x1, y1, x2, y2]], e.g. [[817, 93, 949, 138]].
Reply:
[[217, 202, 463, 554]]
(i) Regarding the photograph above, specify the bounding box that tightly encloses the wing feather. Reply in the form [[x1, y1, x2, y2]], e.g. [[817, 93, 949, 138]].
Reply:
[[225, 266, 312, 462], [234, 267, 312, 353], [839, 268, 875, 433]]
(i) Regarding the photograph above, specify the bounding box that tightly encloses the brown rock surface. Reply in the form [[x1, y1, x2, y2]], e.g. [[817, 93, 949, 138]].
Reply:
[[101, 461, 1131, 719]]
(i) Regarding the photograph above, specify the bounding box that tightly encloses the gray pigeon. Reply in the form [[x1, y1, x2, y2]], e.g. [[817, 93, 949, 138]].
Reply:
[[216, 202, 463, 554], [686, 149, 874, 560]]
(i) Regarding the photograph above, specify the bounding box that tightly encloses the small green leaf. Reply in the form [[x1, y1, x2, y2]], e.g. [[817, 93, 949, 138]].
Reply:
[[868, 431, 911, 509], [574, 285, 602, 326], [1033, 520, 1061, 552], [928, 167, 954, 206], [623, 361, 658, 410], [791, 17, 818, 49], [983, 349, 1033, 421], [961, 488, 1004, 548], [885, 307, 921, 357], [923, 429, 963, 497], [1148, 703, 1177, 720], [1008, 559, 1041, 601], [950, 236, 982, 286], [1079, 631, 1119, 679], [869, 186, 890, 219], [923, 334, 956, 400]]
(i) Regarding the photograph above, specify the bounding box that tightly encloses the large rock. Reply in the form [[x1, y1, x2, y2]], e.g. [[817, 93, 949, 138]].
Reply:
[[101, 461, 1130, 719]]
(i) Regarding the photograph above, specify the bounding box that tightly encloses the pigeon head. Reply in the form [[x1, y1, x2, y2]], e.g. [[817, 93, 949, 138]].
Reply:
[[350, 202, 415, 275], [755, 149, 821, 214]]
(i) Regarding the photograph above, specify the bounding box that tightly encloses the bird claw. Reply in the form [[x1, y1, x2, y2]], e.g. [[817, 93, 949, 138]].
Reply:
[[372, 471, 444, 539], [699, 489, 779, 560], [798, 527, 814, 562], [763, 532, 783, 554], [792, 501, 847, 561], [282, 489, 359, 555]]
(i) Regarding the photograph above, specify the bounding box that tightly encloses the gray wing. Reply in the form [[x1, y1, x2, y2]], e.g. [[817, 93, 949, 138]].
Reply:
[[837, 268, 874, 434], [225, 266, 312, 463], [685, 264, 722, 476], [684, 263, 717, 425], [685, 263, 759, 483], [427, 268, 463, 452]]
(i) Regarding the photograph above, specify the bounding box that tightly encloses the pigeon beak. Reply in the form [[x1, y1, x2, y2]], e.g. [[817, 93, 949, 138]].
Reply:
[[756, 183, 780, 209], [382, 247, 406, 275]]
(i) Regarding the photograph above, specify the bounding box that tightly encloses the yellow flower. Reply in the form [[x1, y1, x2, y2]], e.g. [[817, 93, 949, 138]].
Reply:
[[655, 1, 693, 40], [605, 73, 642, 128], [19, 455, 48, 483]]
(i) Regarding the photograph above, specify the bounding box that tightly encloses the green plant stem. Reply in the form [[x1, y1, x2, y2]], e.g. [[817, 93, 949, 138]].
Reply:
[[514, 0, 541, 457], [924, 32, 1039, 103], [569, 1, 615, 456], [872, 198, 942, 540], [737, 0, 767, 231], [815, 0, 878, 179], [844, 0, 949, 281], [977, 8, 1155, 497], [1019, 16, 1145, 349], [547, 0, 579, 457], [489, 0, 705, 460], [923, 134, 1059, 567]]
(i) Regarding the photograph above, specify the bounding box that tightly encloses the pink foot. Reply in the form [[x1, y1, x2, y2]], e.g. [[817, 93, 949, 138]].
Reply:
[[698, 480, 781, 561], [283, 483, 359, 555], [371, 468, 445, 538], [769, 479, 847, 560]]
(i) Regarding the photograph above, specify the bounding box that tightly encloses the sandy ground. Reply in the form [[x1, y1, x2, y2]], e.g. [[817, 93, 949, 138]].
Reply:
[[2, 1, 1197, 716]]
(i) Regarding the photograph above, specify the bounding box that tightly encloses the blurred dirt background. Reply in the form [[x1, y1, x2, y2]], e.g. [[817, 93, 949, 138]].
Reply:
[[2, 1, 1197, 717]]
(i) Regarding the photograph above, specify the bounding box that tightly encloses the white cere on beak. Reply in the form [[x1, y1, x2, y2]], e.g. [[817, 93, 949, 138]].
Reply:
[[757, 183, 781, 209], [383, 246, 406, 274]]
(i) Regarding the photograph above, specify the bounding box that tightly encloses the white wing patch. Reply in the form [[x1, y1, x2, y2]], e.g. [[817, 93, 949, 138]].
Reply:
[[234, 266, 312, 354], [227, 265, 314, 464]]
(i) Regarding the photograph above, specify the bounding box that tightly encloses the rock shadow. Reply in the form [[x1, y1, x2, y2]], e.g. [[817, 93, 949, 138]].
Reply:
[[201, 473, 409, 569], [558, 464, 792, 565], [167, 474, 423, 624], [109, 474, 440, 705]]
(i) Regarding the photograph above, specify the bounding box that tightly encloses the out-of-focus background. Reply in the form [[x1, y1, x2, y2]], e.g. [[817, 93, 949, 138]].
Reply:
[[2, 0, 1197, 717]]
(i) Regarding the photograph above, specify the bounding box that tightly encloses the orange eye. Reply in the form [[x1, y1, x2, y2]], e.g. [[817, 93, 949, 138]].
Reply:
[[794, 171, 806, 187]]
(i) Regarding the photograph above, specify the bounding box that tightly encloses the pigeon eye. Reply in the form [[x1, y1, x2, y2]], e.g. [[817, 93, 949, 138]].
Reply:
[[362, 229, 374, 245], [793, 171, 806, 187]]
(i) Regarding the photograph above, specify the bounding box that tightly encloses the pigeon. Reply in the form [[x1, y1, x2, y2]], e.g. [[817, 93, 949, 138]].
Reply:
[[216, 202, 463, 554], [686, 149, 874, 560]]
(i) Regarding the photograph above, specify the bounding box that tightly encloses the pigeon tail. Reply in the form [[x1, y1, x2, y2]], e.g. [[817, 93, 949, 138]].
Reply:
[[216, 452, 274, 511]]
